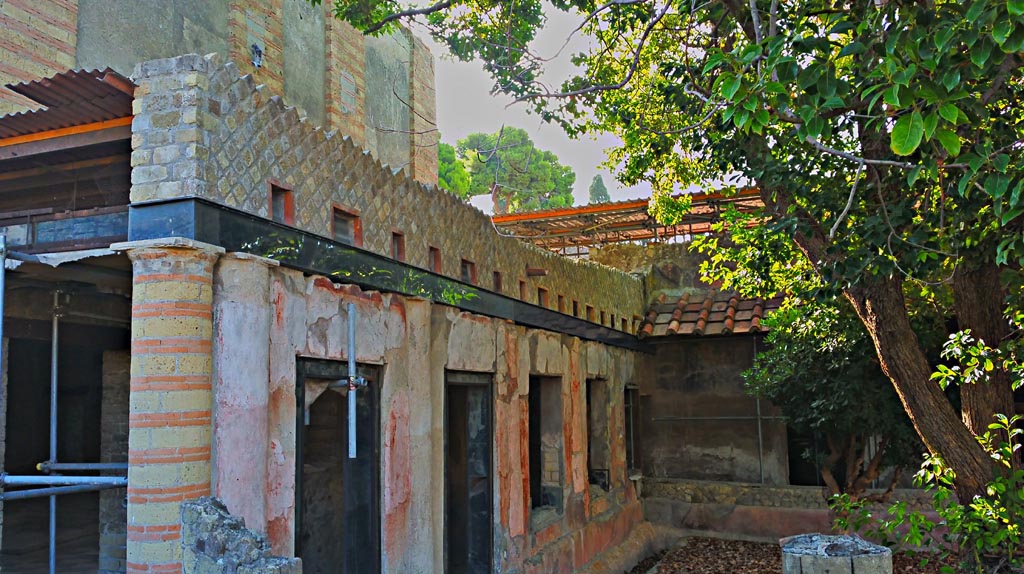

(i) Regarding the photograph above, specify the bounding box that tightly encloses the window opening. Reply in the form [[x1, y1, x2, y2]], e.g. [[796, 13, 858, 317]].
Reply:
[[528, 375, 563, 516], [391, 232, 405, 261], [429, 246, 442, 273], [586, 379, 611, 491], [537, 288, 549, 308], [332, 207, 361, 246], [460, 259, 477, 285], [270, 183, 294, 225]]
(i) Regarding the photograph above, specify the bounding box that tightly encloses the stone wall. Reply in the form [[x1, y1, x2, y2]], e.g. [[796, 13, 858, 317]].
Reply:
[[642, 478, 937, 542], [204, 256, 645, 573], [181, 497, 299, 574], [2, 1, 435, 184], [129, 53, 645, 329], [639, 337, 789, 485], [100, 350, 131, 574], [0, 0, 78, 115]]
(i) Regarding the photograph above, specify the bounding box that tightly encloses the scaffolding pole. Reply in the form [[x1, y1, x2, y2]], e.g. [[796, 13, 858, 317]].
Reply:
[[49, 290, 60, 574], [1, 481, 126, 502]]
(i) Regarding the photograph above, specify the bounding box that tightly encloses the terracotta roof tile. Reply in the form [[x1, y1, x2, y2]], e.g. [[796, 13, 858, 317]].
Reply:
[[638, 290, 783, 339]]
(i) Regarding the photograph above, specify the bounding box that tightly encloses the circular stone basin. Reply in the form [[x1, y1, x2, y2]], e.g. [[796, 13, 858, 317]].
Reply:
[[780, 534, 892, 574]]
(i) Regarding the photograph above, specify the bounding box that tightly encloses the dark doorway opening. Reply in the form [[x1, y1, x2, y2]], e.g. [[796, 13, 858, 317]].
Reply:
[[295, 359, 381, 574], [2, 316, 129, 574], [445, 372, 493, 574]]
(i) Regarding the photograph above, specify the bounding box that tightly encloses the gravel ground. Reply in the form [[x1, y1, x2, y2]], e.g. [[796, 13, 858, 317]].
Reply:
[[628, 537, 957, 574]]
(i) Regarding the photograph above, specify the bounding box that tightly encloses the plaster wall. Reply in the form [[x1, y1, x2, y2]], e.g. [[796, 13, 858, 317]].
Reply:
[[640, 337, 789, 485], [209, 257, 646, 573]]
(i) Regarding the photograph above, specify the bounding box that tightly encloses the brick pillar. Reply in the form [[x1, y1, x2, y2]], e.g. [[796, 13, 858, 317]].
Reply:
[[99, 350, 131, 574], [408, 33, 438, 186], [115, 238, 224, 574], [211, 253, 277, 533]]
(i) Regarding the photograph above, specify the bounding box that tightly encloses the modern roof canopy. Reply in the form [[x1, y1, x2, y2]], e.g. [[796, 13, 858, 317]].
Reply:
[[491, 188, 763, 252]]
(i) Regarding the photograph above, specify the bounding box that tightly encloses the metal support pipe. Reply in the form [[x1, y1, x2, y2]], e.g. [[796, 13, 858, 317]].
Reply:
[[2, 474, 128, 486], [48, 290, 61, 574], [37, 461, 128, 473], [0, 233, 6, 364], [1, 481, 126, 502], [347, 302, 357, 459], [756, 397, 765, 485]]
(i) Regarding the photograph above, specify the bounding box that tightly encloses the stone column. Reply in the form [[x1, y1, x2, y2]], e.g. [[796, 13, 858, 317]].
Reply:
[[211, 253, 277, 533], [114, 238, 224, 574]]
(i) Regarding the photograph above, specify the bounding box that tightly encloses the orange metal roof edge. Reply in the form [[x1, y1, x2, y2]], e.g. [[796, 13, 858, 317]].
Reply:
[[491, 187, 761, 224], [0, 116, 133, 148]]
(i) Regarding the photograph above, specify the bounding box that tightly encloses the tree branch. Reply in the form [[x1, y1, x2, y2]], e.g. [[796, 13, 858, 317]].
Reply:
[[512, 4, 669, 103], [361, 0, 454, 34], [829, 161, 865, 239]]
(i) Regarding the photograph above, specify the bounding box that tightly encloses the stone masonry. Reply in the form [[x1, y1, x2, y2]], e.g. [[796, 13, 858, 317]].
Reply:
[[128, 53, 645, 329], [100, 350, 131, 574], [117, 238, 224, 574], [181, 497, 300, 574]]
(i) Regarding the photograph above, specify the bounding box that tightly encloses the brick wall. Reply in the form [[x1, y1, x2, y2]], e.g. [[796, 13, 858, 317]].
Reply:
[[129, 53, 646, 329], [100, 350, 130, 574], [409, 34, 439, 186], [325, 18, 367, 149], [0, 0, 78, 115], [228, 0, 283, 98]]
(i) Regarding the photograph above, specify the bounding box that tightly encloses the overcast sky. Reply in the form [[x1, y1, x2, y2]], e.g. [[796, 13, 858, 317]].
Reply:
[[409, 8, 654, 207]]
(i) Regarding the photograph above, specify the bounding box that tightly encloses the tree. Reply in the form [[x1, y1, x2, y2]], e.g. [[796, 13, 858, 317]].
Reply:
[[588, 174, 610, 204], [457, 127, 575, 213], [323, 1, 1024, 501], [438, 142, 470, 199], [745, 300, 923, 503]]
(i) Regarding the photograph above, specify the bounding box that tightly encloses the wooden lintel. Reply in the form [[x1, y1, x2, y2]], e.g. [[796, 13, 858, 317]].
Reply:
[[0, 117, 133, 160]]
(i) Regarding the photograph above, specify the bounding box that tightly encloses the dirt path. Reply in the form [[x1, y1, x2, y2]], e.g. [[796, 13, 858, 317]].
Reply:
[[628, 537, 955, 574]]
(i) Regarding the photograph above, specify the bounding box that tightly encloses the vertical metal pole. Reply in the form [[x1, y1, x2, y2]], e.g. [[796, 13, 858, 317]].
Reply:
[[0, 234, 5, 357], [49, 291, 60, 574], [347, 302, 357, 459], [756, 397, 765, 485]]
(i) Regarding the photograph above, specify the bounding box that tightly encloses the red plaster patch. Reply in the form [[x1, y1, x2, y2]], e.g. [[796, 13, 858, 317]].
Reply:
[[383, 392, 411, 559], [273, 287, 285, 327]]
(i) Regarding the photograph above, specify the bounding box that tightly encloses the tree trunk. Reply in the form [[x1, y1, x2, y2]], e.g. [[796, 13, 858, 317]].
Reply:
[[952, 264, 1015, 435], [844, 278, 992, 501]]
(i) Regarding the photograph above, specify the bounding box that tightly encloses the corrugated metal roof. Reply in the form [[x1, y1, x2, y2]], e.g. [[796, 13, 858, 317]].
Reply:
[[0, 69, 135, 139], [491, 189, 763, 251]]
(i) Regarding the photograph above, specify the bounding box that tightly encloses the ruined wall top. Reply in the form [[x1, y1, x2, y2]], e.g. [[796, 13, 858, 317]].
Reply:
[[129, 52, 647, 329]]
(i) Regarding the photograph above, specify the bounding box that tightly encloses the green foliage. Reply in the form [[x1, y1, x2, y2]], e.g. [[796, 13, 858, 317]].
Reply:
[[745, 300, 920, 495], [323, 0, 1024, 501], [834, 415, 1024, 573], [588, 174, 610, 204], [457, 127, 575, 213], [832, 328, 1024, 572], [438, 142, 471, 199]]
